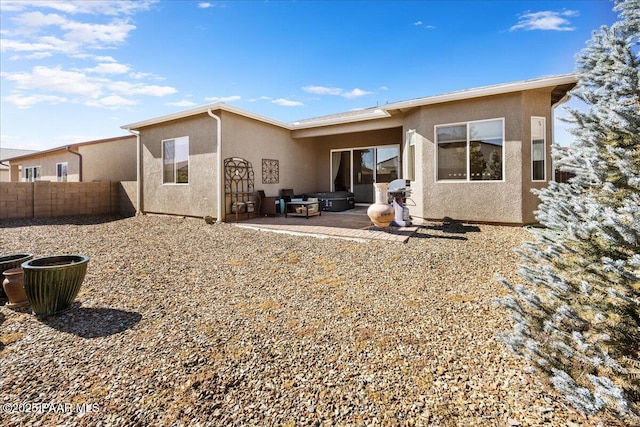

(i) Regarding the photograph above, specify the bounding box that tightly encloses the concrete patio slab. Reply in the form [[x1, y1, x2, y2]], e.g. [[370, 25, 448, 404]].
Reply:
[[233, 208, 419, 243]]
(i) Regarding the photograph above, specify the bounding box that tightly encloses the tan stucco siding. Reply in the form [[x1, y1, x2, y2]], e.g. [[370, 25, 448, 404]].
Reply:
[[408, 92, 528, 224], [16, 152, 80, 182], [220, 111, 319, 198], [139, 115, 218, 217], [80, 136, 136, 182], [520, 90, 554, 223]]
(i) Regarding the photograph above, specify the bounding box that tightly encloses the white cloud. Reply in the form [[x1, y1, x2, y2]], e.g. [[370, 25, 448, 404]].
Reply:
[[4, 93, 68, 109], [303, 85, 373, 99], [166, 100, 197, 107], [85, 62, 130, 74], [272, 98, 303, 107], [61, 20, 136, 47], [342, 88, 373, 99], [106, 81, 177, 96], [1, 1, 158, 16], [5, 66, 103, 97], [0, 1, 176, 109], [198, 2, 214, 9], [303, 85, 343, 96], [12, 11, 67, 29], [2, 5, 140, 58], [510, 10, 578, 32], [2, 65, 177, 109], [204, 95, 241, 102], [413, 21, 435, 29], [85, 95, 137, 108]]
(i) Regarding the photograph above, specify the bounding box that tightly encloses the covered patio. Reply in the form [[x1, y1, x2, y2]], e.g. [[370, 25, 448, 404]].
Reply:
[[234, 207, 419, 243]]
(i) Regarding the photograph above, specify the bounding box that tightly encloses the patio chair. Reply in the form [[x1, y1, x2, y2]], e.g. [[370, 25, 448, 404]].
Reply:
[[280, 188, 295, 204], [256, 190, 279, 216]]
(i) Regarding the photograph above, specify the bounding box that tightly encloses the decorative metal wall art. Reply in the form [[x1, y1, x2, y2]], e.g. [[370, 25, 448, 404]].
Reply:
[[262, 159, 279, 184]]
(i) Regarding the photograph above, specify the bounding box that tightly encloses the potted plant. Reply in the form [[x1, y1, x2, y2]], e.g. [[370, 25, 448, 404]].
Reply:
[[22, 255, 89, 316], [0, 254, 33, 299]]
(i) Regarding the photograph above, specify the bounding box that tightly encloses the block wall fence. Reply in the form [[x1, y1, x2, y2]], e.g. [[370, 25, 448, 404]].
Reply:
[[0, 181, 137, 220]]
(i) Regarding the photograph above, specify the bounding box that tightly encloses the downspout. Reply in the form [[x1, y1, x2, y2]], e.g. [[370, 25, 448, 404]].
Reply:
[[207, 108, 222, 223], [126, 129, 141, 215], [66, 146, 82, 181]]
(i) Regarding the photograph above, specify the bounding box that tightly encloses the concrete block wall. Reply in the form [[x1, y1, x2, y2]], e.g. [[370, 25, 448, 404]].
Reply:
[[117, 181, 137, 217], [0, 182, 34, 219], [0, 182, 137, 220]]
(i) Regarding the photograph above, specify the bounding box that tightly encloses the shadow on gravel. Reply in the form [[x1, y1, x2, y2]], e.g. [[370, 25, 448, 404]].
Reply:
[[422, 219, 482, 234], [411, 232, 468, 241], [41, 304, 142, 338], [0, 215, 129, 229]]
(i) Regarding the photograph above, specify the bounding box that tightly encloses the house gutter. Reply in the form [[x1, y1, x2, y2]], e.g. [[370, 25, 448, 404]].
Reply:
[[207, 108, 222, 223], [125, 129, 141, 215], [66, 146, 82, 181]]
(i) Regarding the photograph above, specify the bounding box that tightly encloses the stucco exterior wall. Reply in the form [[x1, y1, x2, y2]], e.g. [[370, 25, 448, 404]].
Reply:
[[139, 114, 218, 218], [17, 151, 80, 182], [408, 92, 530, 224], [520, 90, 554, 224], [137, 110, 322, 220], [220, 111, 320, 198], [80, 136, 136, 182]]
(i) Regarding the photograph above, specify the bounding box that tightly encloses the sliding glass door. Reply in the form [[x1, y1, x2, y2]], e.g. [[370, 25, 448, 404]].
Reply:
[[331, 145, 400, 204]]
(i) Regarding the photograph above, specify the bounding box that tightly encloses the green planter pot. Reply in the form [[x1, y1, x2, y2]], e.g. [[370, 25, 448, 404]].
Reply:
[[22, 255, 89, 316], [0, 254, 34, 299]]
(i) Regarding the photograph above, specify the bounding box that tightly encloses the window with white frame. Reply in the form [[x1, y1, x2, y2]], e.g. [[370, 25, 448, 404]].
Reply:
[[531, 117, 546, 181], [56, 162, 68, 182], [24, 166, 41, 182], [436, 118, 504, 181], [406, 130, 416, 181], [162, 136, 189, 184]]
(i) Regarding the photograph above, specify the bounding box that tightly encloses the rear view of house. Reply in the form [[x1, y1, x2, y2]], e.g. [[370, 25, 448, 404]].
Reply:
[[122, 74, 577, 225]]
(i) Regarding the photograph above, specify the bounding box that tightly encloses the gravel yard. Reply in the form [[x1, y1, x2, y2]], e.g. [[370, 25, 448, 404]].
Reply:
[[0, 215, 623, 426]]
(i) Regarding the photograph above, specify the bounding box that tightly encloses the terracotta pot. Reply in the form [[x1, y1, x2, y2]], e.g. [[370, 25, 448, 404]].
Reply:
[[22, 255, 89, 316], [367, 183, 395, 227], [0, 254, 34, 299], [2, 268, 29, 308]]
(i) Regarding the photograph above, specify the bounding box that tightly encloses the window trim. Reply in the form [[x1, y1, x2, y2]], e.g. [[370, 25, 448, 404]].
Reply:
[[405, 129, 416, 182], [329, 144, 402, 193], [162, 136, 189, 185], [24, 166, 41, 182], [56, 162, 68, 182], [434, 117, 505, 183], [531, 116, 546, 182]]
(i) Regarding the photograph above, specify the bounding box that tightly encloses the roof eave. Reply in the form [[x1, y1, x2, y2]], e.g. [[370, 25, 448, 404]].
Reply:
[[382, 74, 579, 112], [290, 108, 392, 130], [121, 103, 292, 131]]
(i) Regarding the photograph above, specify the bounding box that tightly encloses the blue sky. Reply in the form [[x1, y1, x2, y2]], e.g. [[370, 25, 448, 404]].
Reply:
[[0, 0, 619, 151]]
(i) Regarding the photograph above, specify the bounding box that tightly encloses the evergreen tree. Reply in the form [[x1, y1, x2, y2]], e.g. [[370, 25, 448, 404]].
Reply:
[[497, 0, 639, 421]]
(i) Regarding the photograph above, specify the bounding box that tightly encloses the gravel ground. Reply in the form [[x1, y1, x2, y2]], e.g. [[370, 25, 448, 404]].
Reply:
[[0, 215, 625, 426]]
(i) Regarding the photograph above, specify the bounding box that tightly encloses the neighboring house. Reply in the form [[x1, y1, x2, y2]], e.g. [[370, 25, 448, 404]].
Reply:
[[122, 74, 577, 224], [4, 135, 137, 183], [0, 148, 38, 182]]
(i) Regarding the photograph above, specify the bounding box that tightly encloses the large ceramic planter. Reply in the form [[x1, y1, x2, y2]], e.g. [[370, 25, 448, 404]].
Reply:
[[367, 183, 395, 227], [22, 255, 89, 316], [3, 268, 29, 308], [0, 254, 33, 299]]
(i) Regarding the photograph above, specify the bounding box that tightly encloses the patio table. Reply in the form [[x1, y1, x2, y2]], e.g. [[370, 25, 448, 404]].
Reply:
[[285, 201, 321, 219]]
